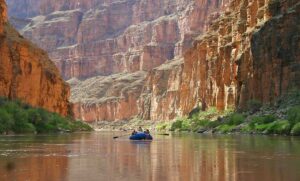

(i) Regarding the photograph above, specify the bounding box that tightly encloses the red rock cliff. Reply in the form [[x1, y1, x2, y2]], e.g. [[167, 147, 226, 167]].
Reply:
[[7, 0, 228, 122], [7, 0, 227, 79], [7, 0, 299, 122], [139, 0, 300, 121], [0, 0, 70, 116]]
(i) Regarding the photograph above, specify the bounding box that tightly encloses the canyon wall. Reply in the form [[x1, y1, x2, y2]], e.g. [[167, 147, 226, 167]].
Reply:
[[69, 71, 146, 122], [139, 0, 300, 121], [138, 59, 184, 121], [7, 0, 300, 122], [7, 0, 228, 121], [0, 0, 70, 116], [7, 0, 227, 80], [178, 0, 300, 116]]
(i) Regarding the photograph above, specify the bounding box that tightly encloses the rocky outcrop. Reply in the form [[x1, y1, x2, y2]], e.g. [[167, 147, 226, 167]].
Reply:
[[69, 71, 146, 122], [6, 0, 228, 121], [8, 0, 298, 122], [178, 0, 300, 116], [138, 59, 183, 121], [0, 0, 6, 34], [0, 0, 70, 116], [139, 0, 300, 120], [7, 0, 228, 79]]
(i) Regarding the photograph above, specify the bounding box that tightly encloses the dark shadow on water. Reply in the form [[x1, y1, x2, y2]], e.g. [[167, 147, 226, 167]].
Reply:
[[5, 161, 15, 172]]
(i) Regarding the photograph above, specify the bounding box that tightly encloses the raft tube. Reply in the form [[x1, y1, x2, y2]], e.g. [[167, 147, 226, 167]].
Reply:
[[129, 132, 153, 140]]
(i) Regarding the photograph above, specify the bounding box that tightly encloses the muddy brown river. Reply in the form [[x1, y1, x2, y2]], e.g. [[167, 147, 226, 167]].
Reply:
[[0, 132, 300, 181]]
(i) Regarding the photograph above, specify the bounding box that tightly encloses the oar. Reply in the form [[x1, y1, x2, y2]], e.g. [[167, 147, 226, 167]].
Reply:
[[113, 134, 131, 139], [158, 133, 170, 136]]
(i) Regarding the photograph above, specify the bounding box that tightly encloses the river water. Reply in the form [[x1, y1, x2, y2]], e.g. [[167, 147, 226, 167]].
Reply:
[[0, 132, 300, 181]]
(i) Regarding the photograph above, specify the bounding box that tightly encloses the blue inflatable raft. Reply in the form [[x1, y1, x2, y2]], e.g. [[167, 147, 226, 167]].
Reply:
[[129, 132, 153, 140]]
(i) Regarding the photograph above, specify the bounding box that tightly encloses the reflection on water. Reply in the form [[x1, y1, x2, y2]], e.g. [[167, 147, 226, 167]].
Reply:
[[0, 133, 300, 181]]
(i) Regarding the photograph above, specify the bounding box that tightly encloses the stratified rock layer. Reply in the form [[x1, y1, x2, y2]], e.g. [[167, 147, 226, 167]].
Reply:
[[69, 71, 146, 122], [0, 0, 70, 116], [179, 0, 300, 115], [7, 0, 227, 79], [139, 0, 300, 121], [138, 59, 183, 121], [7, 0, 229, 121], [7, 0, 299, 122]]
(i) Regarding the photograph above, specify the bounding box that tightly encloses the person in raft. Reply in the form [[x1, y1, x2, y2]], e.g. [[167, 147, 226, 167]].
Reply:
[[138, 127, 143, 132], [144, 129, 150, 134], [131, 130, 137, 135], [144, 129, 152, 140]]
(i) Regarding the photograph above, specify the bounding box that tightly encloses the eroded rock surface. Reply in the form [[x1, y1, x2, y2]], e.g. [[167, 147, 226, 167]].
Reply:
[[179, 0, 300, 115], [7, 0, 227, 79], [69, 71, 146, 122], [0, 0, 70, 116], [138, 59, 183, 121], [7, 0, 228, 121], [7, 0, 299, 122]]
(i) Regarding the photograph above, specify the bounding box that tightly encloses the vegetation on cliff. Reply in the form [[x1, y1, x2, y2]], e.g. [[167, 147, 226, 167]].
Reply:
[[157, 90, 300, 136], [0, 97, 93, 135]]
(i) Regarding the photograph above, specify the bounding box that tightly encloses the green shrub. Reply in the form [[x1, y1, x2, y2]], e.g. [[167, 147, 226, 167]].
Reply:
[[291, 122, 300, 136], [252, 119, 291, 134], [188, 107, 201, 119], [206, 120, 222, 128], [181, 119, 191, 131], [156, 122, 169, 131], [216, 124, 236, 133], [227, 113, 245, 125], [0, 97, 93, 134], [287, 106, 300, 125], [254, 123, 272, 133], [189, 119, 206, 132], [241, 125, 253, 133], [247, 99, 262, 113], [265, 120, 291, 135], [0, 110, 14, 134], [170, 119, 182, 131], [170, 118, 192, 131], [27, 109, 42, 124], [250, 115, 277, 128], [70, 121, 93, 132], [191, 119, 209, 127]]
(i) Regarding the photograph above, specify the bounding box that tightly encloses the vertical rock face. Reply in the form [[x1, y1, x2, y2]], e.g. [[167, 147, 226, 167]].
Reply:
[[138, 59, 183, 121], [137, 0, 300, 121], [151, 0, 300, 119], [69, 71, 146, 122], [7, 0, 228, 121], [8, 0, 299, 122], [0, 0, 6, 33], [0, 0, 70, 116], [7, 0, 227, 79]]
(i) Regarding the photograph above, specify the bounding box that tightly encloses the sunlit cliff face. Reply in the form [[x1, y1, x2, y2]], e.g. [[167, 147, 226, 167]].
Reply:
[[7, 0, 227, 80], [5, 0, 300, 122], [0, 0, 70, 116], [0, 0, 7, 34]]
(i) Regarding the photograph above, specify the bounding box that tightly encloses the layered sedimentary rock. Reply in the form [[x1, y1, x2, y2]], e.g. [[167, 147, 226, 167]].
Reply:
[[138, 59, 183, 121], [7, 0, 227, 79], [69, 71, 146, 122], [139, 0, 300, 121], [8, 0, 299, 122], [0, 0, 70, 116], [7, 0, 228, 121], [178, 0, 300, 116], [139, 0, 300, 120]]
